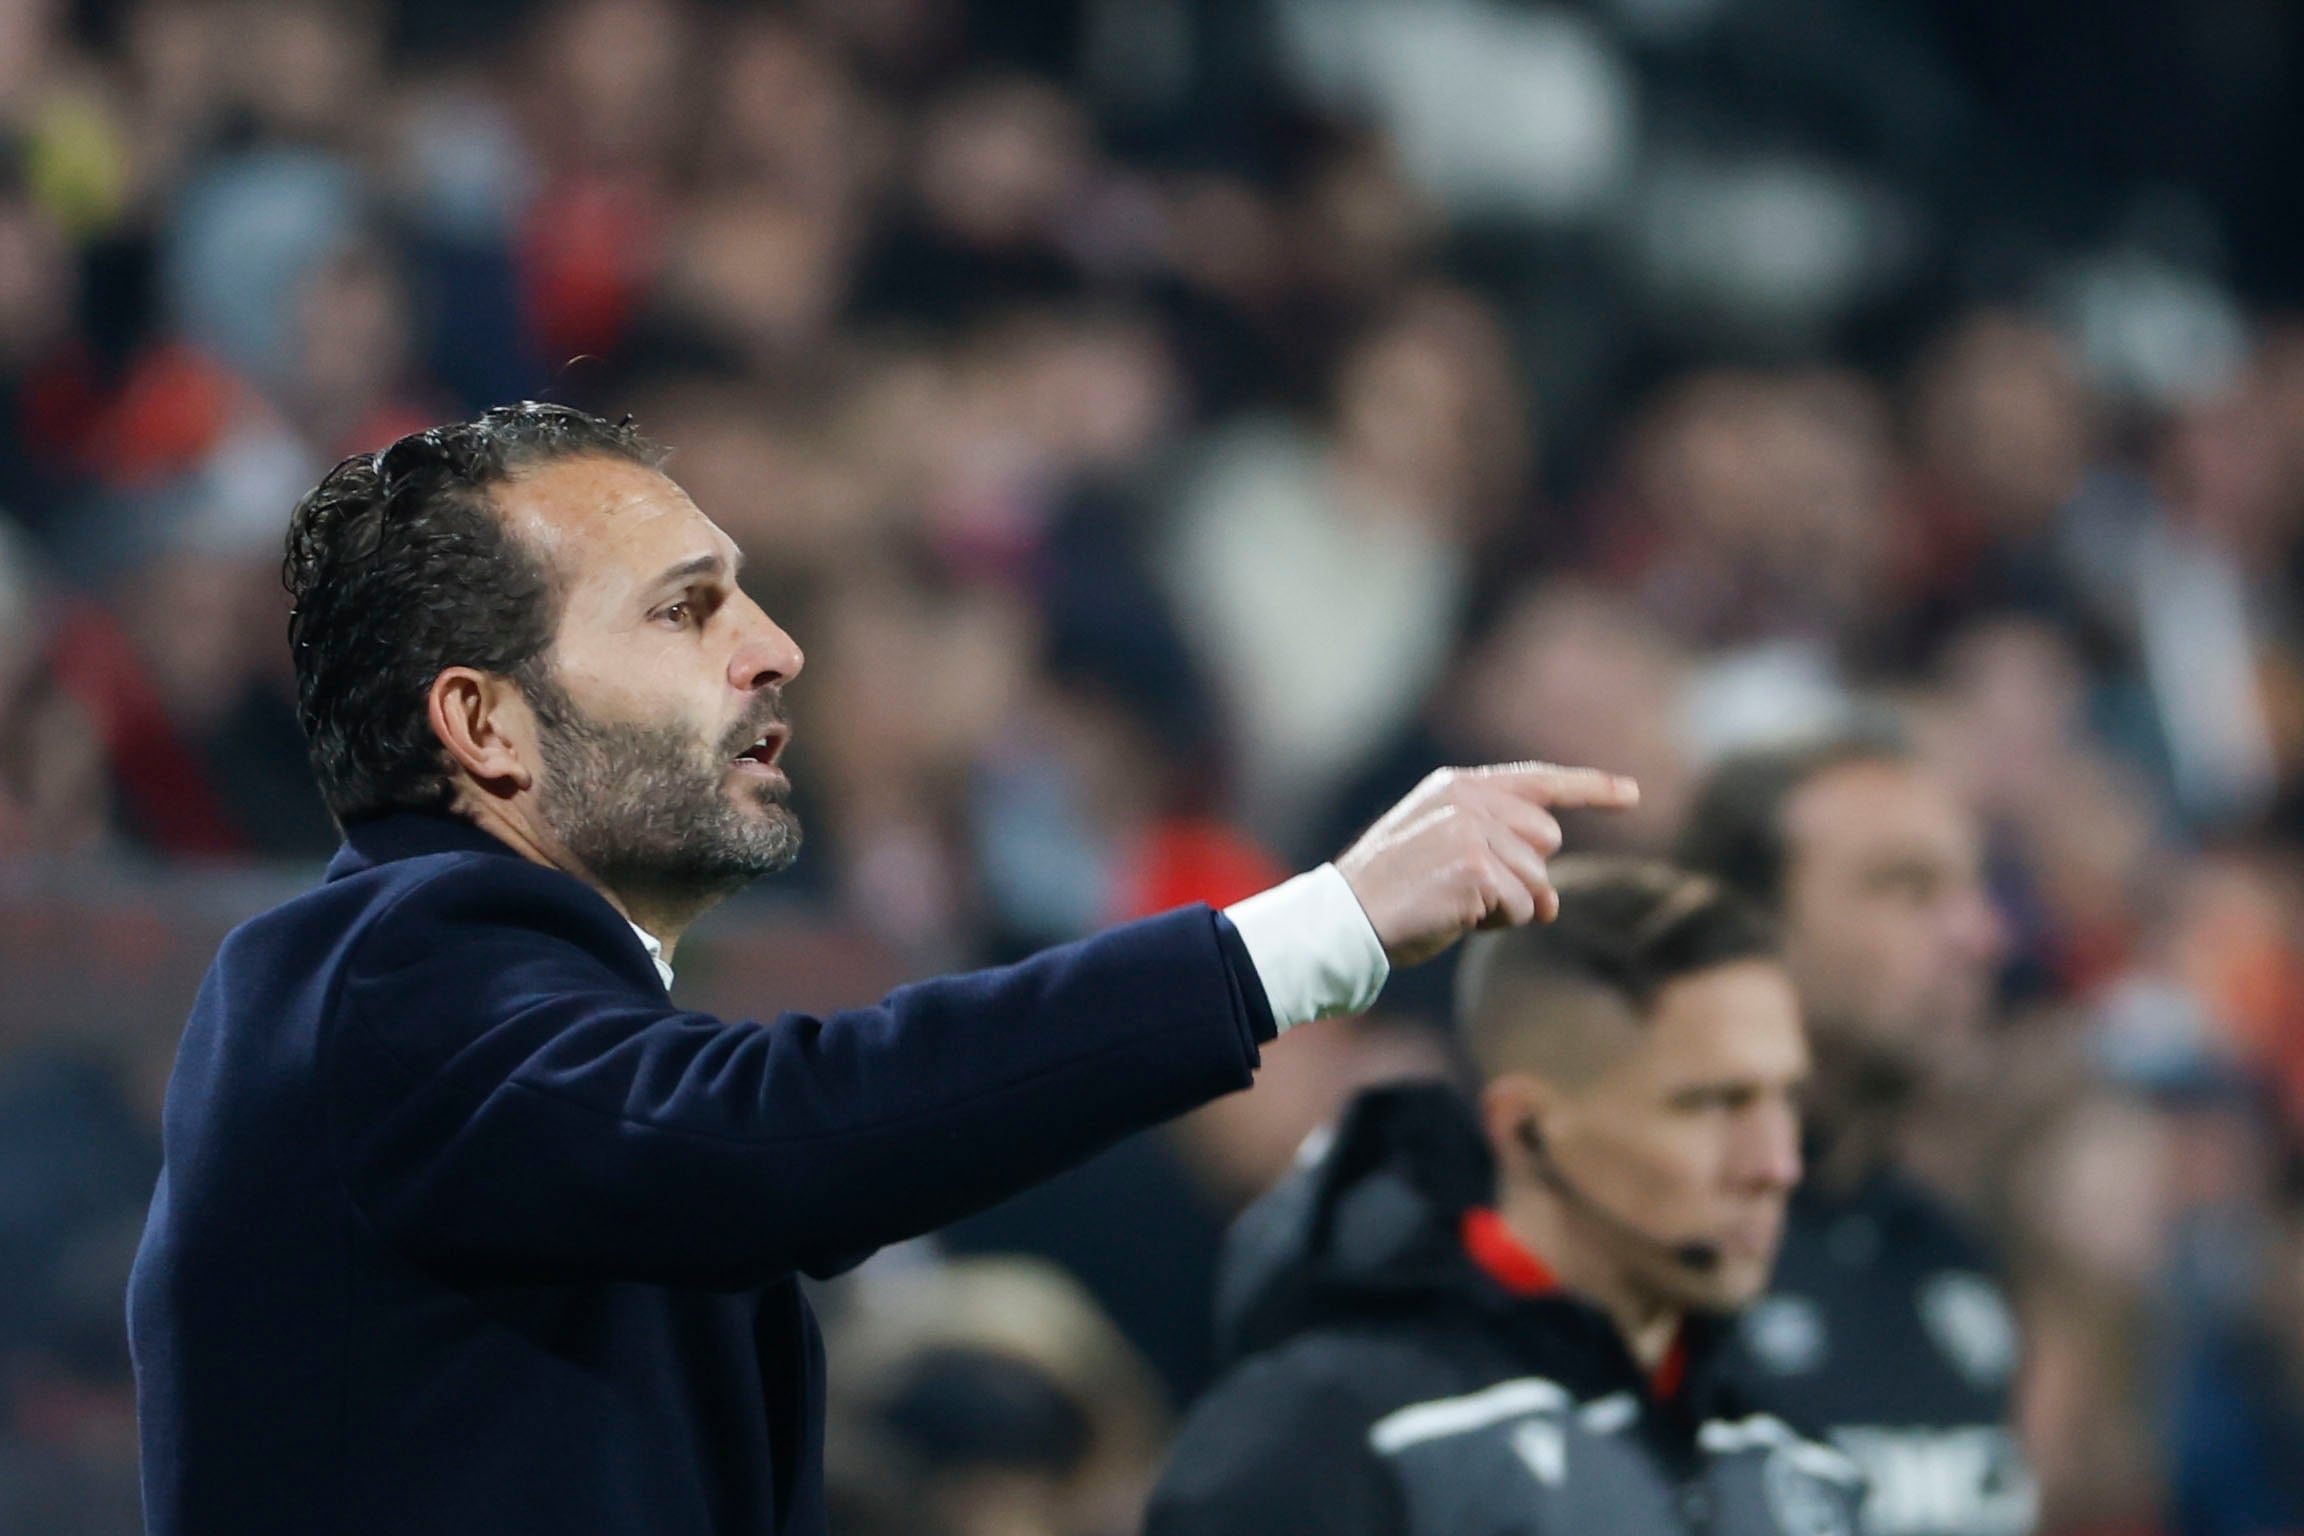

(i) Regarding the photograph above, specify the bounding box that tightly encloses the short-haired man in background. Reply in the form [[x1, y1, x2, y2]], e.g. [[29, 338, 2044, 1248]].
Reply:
[[1147, 859, 1859, 1536], [1677, 736, 2037, 1536]]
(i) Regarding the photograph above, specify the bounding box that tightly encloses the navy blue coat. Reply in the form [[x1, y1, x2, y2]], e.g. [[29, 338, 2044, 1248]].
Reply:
[[129, 813, 1276, 1535]]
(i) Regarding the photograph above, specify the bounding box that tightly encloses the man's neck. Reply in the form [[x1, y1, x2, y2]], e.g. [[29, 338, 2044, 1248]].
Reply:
[[450, 796, 713, 957], [1801, 1034, 1920, 1195], [1498, 1183, 1683, 1372]]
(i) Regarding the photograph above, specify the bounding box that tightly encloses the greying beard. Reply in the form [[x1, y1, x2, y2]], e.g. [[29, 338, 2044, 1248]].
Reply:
[[524, 671, 801, 904]]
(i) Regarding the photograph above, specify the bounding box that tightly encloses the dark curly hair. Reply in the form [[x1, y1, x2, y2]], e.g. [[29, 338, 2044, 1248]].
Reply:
[[284, 403, 662, 825]]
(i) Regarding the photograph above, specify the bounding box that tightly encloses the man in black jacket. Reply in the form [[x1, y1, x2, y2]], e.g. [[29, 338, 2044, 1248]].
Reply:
[[1677, 737, 2036, 1536], [127, 404, 1638, 1536], [1147, 858, 1862, 1536]]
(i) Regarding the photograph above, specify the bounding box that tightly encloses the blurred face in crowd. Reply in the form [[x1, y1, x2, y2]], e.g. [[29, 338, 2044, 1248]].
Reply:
[[479, 454, 805, 906], [1777, 760, 2005, 1087], [536, 0, 695, 171], [0, 195, 74, 366], [1457, 582, 1692, 849], [226, 0, 382, 143], [916, 78, 1088, 248], [1641, 372, 1892, 629], [1499, 960, 1809, 1316], [1332, 288, 1528, 528], [1915, 312, 2088, 533]]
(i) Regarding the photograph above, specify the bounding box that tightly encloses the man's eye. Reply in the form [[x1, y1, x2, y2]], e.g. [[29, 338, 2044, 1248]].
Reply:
[[1869, 866, 1938, 904], [660, 602, 692, 627]]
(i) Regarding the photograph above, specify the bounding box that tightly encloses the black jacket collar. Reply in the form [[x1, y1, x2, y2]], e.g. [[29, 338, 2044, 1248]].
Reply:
[[326, 812, 527, 883], [1217, 1081, 1739, 1420]]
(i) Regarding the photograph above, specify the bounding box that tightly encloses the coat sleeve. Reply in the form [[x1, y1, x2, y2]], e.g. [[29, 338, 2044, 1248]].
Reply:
[[330, 856, 1268, 1287], [1145, 1352, 1406, 1536]]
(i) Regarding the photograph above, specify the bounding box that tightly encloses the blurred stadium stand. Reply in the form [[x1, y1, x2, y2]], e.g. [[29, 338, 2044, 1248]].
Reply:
[[7, 1, 2304, 1532]]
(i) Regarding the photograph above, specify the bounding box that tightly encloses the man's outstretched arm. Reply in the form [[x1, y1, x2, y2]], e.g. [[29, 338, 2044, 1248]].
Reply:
[[334, 764, 1635, 1287]]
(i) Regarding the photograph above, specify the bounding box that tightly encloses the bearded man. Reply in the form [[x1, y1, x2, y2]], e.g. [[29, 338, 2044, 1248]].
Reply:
[[1677, 737, 2036, 1536], [127, 404, 1635, 1536]]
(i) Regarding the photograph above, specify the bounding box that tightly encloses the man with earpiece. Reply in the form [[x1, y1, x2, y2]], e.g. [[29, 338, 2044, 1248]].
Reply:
[[1146, 858, 1864, 1536]]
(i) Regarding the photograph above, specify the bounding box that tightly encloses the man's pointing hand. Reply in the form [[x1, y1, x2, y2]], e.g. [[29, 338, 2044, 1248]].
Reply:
[[1337, 763, 1641, 967]]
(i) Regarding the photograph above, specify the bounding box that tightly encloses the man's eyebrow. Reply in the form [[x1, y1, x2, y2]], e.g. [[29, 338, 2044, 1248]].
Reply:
[[650, 551, 739, 588]]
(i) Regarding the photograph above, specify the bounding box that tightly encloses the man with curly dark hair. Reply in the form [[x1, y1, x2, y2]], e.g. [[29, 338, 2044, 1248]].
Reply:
[[128, 402, 1640, 1536]]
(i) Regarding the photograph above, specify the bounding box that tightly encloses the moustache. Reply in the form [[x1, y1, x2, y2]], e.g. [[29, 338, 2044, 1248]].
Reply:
[[719, 695, 791, 760]]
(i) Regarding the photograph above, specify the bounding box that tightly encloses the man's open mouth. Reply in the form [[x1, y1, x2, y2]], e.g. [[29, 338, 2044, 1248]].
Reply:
[[732, 725, 789, 767]]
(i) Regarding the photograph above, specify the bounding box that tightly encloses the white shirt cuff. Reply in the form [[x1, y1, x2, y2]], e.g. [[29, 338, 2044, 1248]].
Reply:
[[1222, 864, 1390, 1035]]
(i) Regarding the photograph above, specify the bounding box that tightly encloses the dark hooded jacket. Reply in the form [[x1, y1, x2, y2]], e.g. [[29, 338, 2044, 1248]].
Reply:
[[1718, 1150, 2037, 1536], [1145, 1082, 1867, 1536]]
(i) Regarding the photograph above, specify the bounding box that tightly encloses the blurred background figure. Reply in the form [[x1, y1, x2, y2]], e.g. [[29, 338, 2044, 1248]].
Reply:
[[822, 1258, 1170, 1536], [1144, 859, 1825, 1536], [1679, 736, 2034, 1536], [7, 0, 2304, 1532]]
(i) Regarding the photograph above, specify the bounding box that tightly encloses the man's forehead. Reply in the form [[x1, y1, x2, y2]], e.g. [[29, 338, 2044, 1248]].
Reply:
[[494, 454, 734, 577], [1638, 963, 1806, 1073], [1787, 760, 1974, 858]]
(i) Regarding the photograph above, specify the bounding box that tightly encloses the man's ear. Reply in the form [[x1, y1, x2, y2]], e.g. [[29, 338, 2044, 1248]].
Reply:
[[428, 667, 537, 801], [1479, 1072, 1561, 1164]]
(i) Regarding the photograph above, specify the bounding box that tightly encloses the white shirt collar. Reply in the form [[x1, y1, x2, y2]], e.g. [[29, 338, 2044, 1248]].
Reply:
[[628, 921, 675, 990]]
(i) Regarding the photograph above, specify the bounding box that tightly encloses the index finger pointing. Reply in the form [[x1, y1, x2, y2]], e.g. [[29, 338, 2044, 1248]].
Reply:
[[1467, 761, 1642, 810]]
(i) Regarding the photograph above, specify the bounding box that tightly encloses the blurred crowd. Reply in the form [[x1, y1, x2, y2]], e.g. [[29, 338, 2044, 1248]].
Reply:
[[5, 0, 2304, 1532]]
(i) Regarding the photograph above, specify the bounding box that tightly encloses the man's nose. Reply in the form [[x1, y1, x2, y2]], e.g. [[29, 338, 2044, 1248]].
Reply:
[[1736, 1104, 1804, 1192], [1945, 886, 2009, 968], [728, 595, 805, 692]]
